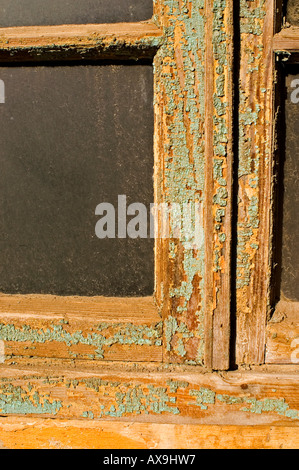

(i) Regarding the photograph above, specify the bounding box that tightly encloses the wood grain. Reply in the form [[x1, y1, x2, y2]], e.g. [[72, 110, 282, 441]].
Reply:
[[204, 0, 234, 370], [273, 26, 299, 52], [236, 0, 275, 365], [153, 0, 234, 368], [0, 21, 163, 60], [266, 301, 299, 364], [153, 0, 207, 364], [0, 361, 298, 427], [0, 418, 297, 449], [0, 295, 162, 362]]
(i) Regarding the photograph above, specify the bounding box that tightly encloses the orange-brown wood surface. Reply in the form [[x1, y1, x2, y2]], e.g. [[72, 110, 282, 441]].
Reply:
[[203, 0, 233, 370], [236, 0, 275, 365], [0, 0, 297, 451], [0, 418, 297, 449], [0, 22, 162, 47], [273, 26, 299, 52], [0, 21, 163, 61], [0, 295, 162, 362], [0, 361, 298, 427], [266, 301, 299, 364]]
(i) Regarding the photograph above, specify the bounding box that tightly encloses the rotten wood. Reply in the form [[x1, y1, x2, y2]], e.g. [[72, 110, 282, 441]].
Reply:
[[0, 295, 162, 362], [0, 22, 163, 61], [266, 300, 299, 364]]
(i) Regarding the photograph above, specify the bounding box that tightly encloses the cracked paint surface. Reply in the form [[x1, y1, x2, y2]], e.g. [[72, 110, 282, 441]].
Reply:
[[236, 0, 274, 364], [154, 0, 206, 364], [0, 373, 298, 424], [154, 0, 233, 367], [0, 320, 162, 360]]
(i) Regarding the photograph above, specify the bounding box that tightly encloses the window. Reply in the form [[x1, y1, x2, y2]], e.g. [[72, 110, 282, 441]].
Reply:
[[0, 0, 153, 26], [0, 3, 162, 363], [0, 64, 154, 297], [0, 0, 298, 448], [265, 1, 299, 365]]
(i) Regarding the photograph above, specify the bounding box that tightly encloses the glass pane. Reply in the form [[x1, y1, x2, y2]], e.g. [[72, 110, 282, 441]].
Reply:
[[0, 0, 153, 27], [0, 65, 154, 297], [286, 0, 299, 26], [280, 66, 299, 301]]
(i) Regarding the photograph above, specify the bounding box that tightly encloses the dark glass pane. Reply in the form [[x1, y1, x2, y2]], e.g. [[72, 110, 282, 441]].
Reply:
[[0, 65, 154, 296], [286, 0, 299, 26], [281, 66, 299, 301], [0, 0, 153, 27]]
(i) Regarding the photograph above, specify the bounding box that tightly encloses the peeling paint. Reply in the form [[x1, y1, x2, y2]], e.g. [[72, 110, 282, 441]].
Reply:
[[236, 0, 275, 364], [0, 383, 62, 415], [0, 321, 163, 359], [217, 394, 299, 420], [0, 374, 297, 423], [0, 34, 165, 62], [154, 0, 206, 363]]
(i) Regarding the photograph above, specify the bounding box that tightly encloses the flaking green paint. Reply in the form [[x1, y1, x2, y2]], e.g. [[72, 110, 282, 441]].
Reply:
[[0, 321, 163, 359], [237, 0, 269, 295], [189, 387, 216, 410], [217, 394, 299, 420], [155, 0, 206, 363], [240, 0, 266, 36], [0, 383, 62, 415], [0, 375, 298, 422]]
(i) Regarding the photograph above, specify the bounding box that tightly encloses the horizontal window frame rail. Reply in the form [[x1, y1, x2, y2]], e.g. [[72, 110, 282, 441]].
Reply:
[[0, 22, 164, 61], [273, 26, 299, 62], [0, 418, 298, 449], [0, 294, 162, 363], [0, 359, 298, 426], [273, 26, 299, 52]]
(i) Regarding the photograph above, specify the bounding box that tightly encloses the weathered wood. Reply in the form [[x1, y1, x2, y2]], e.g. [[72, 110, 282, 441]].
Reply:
[[153, 0, 207, 365], [0, 361, 298, 426], [153, 0, 233, 368], [0, 22, 163, 61], [236, 0, 275, 365], [204, 0, 234, 370], [0, 418, 297, 449], [0, 295, 162, 362], [266, 301, 299, 364], [273, 26, 299, 52]]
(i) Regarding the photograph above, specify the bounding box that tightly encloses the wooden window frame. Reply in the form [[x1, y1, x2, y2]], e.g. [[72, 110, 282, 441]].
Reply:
[[235, 0, 299, 371], [0, 21, 164, 364], [265, 1, 299, 365], [0, 1, 298, 449]]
